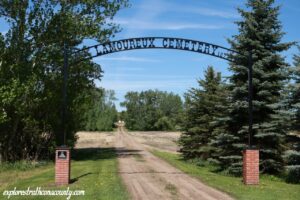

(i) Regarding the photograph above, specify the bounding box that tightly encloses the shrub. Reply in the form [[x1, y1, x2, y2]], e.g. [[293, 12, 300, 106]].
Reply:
[[285, 165, 300, 184], [284, 150, 300, 165], [0, 160, 49, 172], [187, 158, 207, 167], [154, 117, 174, 131], [284, 150, 300, 184]]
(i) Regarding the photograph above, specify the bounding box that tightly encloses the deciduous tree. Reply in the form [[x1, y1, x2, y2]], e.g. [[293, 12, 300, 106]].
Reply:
[[0, 0, 128, 161]]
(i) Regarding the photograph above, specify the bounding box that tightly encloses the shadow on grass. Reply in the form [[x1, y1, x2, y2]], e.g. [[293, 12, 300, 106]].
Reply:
[[72, 147, 117, 161], [70, 172, 93, 183], [70, 148, 117, 184]]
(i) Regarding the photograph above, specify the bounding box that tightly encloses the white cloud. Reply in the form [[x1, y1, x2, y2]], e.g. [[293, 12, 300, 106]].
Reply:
[[104, 73, 193, 79], [94, 56, 160, 62], [120, 0, 167, 37], [99, 79, 195, 91], [114, 0, 236, 34], [116, 19, 224, 30], [98, 72, 197, 92], [115, 66, 146, 72], [136, 1, 239, 19], [187, 7, 239, 19]]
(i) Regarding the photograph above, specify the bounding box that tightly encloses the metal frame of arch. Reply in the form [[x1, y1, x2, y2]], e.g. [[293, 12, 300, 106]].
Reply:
[[72, 37, 240, 63], [60, 37, 253, 149]]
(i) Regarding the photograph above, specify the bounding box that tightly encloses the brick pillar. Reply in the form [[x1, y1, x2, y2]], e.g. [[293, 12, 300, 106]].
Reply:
[[243, 149, 259, 185], [55, 147, 70, 185]]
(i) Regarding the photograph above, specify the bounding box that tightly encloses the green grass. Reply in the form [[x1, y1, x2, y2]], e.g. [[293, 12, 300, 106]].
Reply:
[[152, 150, 300, 200], [0, 160, 50, 172], [132, 154, 145, 162], [164, 183, 178, 198], [0, 148, 129, 200]]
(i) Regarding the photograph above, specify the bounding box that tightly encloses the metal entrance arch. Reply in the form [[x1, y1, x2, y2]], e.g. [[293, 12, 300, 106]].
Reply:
[[61, 37, 253, 148], [72, 37, 238, 62]]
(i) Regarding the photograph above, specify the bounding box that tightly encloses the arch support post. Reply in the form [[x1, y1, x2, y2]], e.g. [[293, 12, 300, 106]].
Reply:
[[243, 51, 259, 185], [62, 43, 68, 146], [55, 42, 71, 185], [248, 51, 253, 147]]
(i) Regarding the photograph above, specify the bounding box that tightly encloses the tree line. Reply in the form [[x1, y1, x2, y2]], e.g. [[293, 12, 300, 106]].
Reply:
[[120, 90, 183, 131], [81, 88, 118, 132], [0, 0, 128, 161], [179, 0, 300, 183]]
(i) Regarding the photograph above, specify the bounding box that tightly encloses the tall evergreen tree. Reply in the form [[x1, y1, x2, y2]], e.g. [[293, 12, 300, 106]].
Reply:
[[291, 46, 300, 132], [213, 0, 292, 174], [284, 46, 300, 183], [179, 66, 227, 160]]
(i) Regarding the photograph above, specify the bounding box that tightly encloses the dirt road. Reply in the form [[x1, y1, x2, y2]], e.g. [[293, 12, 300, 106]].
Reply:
[[127, 131, 181, 153], [115, 127, 234, 200]]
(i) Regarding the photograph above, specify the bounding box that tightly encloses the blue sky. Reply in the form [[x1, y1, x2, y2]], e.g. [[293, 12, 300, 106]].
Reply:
[[94, 0, 300, 110], [0, 0, 299, 111]]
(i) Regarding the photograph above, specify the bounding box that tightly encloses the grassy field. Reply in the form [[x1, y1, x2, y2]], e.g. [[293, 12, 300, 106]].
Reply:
[[0, 148, 129, 200], [152, 150, 300, 200]]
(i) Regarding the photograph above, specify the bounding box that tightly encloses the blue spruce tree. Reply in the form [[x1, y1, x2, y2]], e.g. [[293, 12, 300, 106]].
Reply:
[[213, 0, 292, 175], [179, 66, 227, 160], [284, 46, 300, 183]]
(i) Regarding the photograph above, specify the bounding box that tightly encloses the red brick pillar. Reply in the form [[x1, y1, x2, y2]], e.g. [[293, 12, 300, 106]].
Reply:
[[55, 147, 71, 185], [243, 149, 259, 185]]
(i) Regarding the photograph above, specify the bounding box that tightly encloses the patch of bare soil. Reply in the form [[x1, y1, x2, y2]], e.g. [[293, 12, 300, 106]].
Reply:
[[75, 131, 115, 148], [116, 128, 234, 200], [127, 131, 181, 153]]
